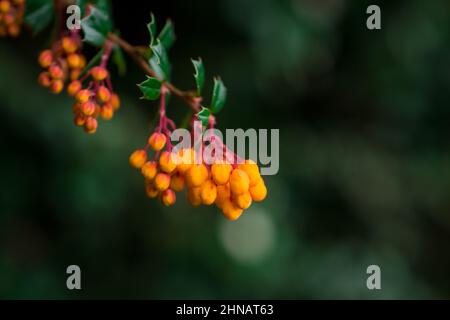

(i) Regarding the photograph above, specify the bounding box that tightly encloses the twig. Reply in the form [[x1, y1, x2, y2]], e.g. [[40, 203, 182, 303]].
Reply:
[[107, 33, 201, 113]]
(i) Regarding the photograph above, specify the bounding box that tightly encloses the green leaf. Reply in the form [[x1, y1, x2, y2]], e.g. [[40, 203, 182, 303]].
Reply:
[[159, 20, 175, 50], [79, 47, 105, 78], [81, 6, 113, 47], [112, 46, 127, 76], [197, 107, 211, 126], [24, 0, 54, 34], [210, 78, 227, 114], [147, 13, 157, 46], [191, 58, 205, 96], [149, 40, 171, 81], [94, 0, 112, 15], [138, 77, 162, 100]]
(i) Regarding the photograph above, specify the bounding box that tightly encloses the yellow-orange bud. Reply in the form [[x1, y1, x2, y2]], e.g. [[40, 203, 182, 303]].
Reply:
[[67, 53, 82, 69], [62, 37, 77, 54], [129, 149, 147, 169], [76, 89, 91, 103], [49, 65, 64, 79], [211, 161, 232, 185], [185, 164, 208, 187], [50, 79, 64, 94], [200, 180, 217, 205], [249, 178, 267, 202], [154, 173, 171, 191], [170, 173, 185, 192], [148, 132, 166, 152], [215, 183, 231, 209], [173, 148, 195, 174], [141, 161, 158, 180], [234, 192, 252, 209], [237, 159, 261, 187], [74, 115, 85, 127], [187, 187, 202, 207], [84, 117, 98, 134], [38, 72, 51, 87], [67, 80, 82, 96], [230, 169, 250, 195], [97, 86, 111, 103], [0, 1, 11, 13], [159, 151, 176, 173], [145, 182, 159, 198], [221, 199, 244, 221], [80, 101, 96, 116], [110, 93, 121, 110], [91, 66, 108, 81], [161, 189, 176, 206], [38, 50, 53, 68], [100, 104, 114, 120]]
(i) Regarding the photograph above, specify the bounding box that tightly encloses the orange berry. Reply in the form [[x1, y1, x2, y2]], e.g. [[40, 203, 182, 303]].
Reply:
[[84, 117, 98, 134], [0, 1, 11, 13], [50, 79, 64, 94], [129, 149, 147, 169], [200, 180, 217, 205], [49, 65, 64, 79], [215, 183, 231, 209], [185, 164, 208, 187], [76, 89, 92, 103], [187, 187, 202, 207], [141, 161, 158, 180], [38, 50, 53, 68], [211, 161, 232, 185], [38, 72, 51, 87], [100, 103, 114, 120], [110, 93, 120, 110], [170, 173, 185, 192], [237, 159, 261, 187], [80, 101, 96, 116], [91, 66, 108, 81], [96, 86, 111, 103], [249, 178, 267, 202], [159, 151, 176, 173], [234, 192, 252, 209], [145, 182, 159, 198], [70, 69, 81, 81], [62, 37, 77, 53], [221, 199, 244, 221], [161, 189, 176, 206], [154, 173, 171, 191], [67, 80, 82, 96], [229, 169, 250, 195], [148, 132, 166, 152], [173, 148, 195, 174], [67, 53, 82, 69], [74, 115, 85, 127]]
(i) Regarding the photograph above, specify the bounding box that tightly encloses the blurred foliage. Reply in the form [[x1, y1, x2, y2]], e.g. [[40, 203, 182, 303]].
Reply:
[[1, 0, 450, 299]]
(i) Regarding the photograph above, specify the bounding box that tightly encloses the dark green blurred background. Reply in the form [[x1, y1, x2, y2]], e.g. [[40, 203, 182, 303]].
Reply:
[[1, 0, 450, 299]]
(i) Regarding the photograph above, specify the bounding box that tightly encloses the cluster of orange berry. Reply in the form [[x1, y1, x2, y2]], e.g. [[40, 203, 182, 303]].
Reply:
[[67, 65, 121, 134], [0, 0, 24, 37], [129, 133, 267, 221], [38, 35, 86, 95], [38, 36, 120, 134]]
